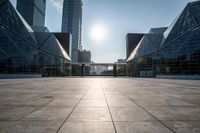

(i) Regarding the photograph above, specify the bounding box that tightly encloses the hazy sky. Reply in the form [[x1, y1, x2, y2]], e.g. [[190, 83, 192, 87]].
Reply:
[[10, 0, 196, 63]]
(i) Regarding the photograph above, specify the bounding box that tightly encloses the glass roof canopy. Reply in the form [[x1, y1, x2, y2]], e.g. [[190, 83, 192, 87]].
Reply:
[[127, 28, 167, 62], [127, 1, 200, 62]]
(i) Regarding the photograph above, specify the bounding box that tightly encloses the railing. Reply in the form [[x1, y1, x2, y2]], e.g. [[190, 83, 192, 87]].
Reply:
[[0, 62, 128, 77], [70, 63, 128, 77]]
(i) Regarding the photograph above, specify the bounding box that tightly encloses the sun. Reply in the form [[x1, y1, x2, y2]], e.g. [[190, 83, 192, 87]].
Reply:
[[90, 24, 107, 42]]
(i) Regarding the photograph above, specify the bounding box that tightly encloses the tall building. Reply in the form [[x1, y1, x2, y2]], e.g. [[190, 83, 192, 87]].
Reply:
[[17, 0, 46, 26], [62, 0, 82, 62]]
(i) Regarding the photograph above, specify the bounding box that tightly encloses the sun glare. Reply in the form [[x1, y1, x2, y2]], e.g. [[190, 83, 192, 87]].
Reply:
[[90, 24, 107, 42]]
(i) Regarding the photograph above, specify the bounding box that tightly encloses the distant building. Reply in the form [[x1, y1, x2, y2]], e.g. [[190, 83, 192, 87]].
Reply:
[[78, 50, 91, 63], [17, 0, 46, 26], [62, 0, 82, 62], [53, 33, 72, 57], [126, 33, 144, 59]]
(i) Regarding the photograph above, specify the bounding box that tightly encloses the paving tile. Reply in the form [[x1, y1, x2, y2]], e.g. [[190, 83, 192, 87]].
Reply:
[[0, 121, 62, 133], [68, 107, 111, 122], [0, 106, 37, 120], [47, 99, 79, 107], [127, 94, 157, 100], [48, 91, 84, 95], [107, 99, 138, 107], [23, 107, 73, 121], [134, 97, 196, 107], [22, 97, 54, 106], [0, 121, 8, 131], [78, 100, 107, 107], [164, 121, 200, 133], [58, 122, 115, 133], [115, 122, 173, 133], [171, 95, 200, 106], [0, 94, 38, 101], [0, 97, 53, 106], [42, 94, 83, 100], [83, 93, 105, 100], [145, 107, 200, 120], [123, 90, 158, 96], [105, 95, 130, 101], [110, 107, 156, 122], [103, 90, 122, 94]]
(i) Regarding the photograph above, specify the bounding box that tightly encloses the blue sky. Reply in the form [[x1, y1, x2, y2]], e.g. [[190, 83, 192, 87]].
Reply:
[[10, 0, 196, 63]]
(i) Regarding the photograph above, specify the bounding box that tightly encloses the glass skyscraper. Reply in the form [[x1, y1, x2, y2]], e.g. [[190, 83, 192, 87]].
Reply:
[[62, 0, 82, 62], [17, 0, 46, 26]]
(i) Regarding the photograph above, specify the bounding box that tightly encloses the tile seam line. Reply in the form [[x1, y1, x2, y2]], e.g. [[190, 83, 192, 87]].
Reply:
[[0, 81, 38, 87], [29, 85, 73, 100], [141, 79, 200, 88], [109, 82, 176, 133], [17, 98, 55, 121], [15, 85, 75, 121], [0, 79, 54, 87], [101, 80, 118, 133], [55, 80, 95, 133], [123, 92, 176, 133]]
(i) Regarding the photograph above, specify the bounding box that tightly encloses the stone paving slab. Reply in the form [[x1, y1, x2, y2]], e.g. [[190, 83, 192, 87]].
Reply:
[[78, 100, 107, 107], [23, 107, 74, 121], [0, 106, 38, 121], [115, 122, 173, 133], [0, 77, 199, 133], [144, 107, 200, 121], [110, 107, 156, 122], [58, 122, 115, 133], [68, 107, 112, 122], [164, 121, 200, 133], [47, 99, 79, 107], [0, 121, 62, 133]]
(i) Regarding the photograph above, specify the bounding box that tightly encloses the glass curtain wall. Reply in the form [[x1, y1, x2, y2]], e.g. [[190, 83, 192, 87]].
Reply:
[[127, 1, 200, 77], [0, 1, 71, 76]]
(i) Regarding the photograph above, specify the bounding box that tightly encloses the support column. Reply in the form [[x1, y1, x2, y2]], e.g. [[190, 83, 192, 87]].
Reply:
[[113, 64, 117, 77], [81, 64, 85, 77]]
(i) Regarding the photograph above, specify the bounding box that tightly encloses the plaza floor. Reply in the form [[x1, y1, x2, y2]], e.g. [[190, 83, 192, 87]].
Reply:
[[0, 77, 200, 133]]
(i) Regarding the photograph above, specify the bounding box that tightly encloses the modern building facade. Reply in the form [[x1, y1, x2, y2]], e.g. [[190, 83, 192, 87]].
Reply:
[[62, 0, 82, 62], [127, 1, 200, 78], [0, 0, 71, 76], [126, 33, 144, 59], [17, 0, 46, 26], [54, 32, 72, 57]]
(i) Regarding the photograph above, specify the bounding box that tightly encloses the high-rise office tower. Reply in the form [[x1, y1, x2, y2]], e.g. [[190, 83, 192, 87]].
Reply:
[[17, 0, 46, 26], [62, 0, 82, 62]]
